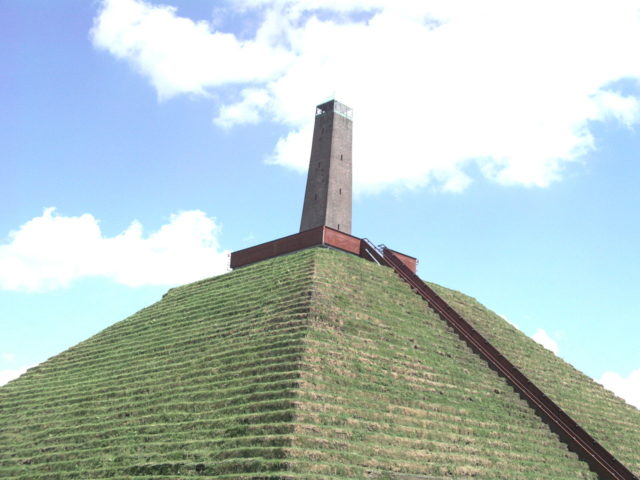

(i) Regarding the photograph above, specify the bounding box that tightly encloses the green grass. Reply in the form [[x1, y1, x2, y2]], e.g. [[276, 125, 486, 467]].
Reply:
[[432, 282, 640, 476], [0, 247, 636, 479]]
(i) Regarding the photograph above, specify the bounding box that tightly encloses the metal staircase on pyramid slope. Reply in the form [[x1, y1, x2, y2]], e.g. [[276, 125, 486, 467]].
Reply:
[[359, 239, 638, 480]]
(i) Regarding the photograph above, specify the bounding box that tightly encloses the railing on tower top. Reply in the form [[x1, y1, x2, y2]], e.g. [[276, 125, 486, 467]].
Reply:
[[359, 239, 638, 480]]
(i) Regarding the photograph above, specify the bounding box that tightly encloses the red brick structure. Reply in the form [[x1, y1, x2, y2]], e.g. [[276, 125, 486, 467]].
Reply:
[[230, 226, 417, 272], [300, 100, 353, 234], [231, 100, 417, 273]]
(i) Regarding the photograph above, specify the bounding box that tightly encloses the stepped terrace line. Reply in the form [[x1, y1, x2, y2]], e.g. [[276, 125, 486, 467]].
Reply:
[[1, 248, 639, 479]]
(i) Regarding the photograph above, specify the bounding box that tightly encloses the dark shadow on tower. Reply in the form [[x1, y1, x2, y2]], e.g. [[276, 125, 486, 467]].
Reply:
[[300, 100, 353, 234]]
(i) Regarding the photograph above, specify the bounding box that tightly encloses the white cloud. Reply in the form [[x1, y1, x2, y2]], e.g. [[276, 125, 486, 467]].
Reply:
[[1, 353, 16, 362], [91, 0, 293, 99], [0, 366, 30, 386], [91, 0, 640, 193], [498, 313, 521, 331], [531, 328, 559, 355], [0, 208, 229, 292], [215, 88, 272, 128], [591, 90, 640, 127], [599, 368, 640, 409]]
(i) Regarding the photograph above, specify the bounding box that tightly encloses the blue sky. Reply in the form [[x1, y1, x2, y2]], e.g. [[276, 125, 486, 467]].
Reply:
[[1, 0, 639, 407]]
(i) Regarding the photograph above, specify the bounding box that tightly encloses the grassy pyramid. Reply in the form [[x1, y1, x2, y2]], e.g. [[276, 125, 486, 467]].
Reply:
[[1, 247, 638, 479]]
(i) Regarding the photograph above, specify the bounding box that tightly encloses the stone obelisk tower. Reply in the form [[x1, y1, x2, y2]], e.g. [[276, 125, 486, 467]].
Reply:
[[300, 100, 353, 234]]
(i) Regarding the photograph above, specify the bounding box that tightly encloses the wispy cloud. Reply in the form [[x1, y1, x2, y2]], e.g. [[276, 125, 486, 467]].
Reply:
[[531, 328, 559, 355], [91, 0, 293, 99], [599, 368, 640, 409], [498, 313, 520, 331], [0, 366, 31, 387], [92, 0, 640, 193], [0, 208, 229, 292]]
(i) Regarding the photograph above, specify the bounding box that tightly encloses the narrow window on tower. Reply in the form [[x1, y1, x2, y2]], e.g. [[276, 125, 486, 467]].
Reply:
[[339, 188, 342, 195], [340, 154, 343, 161]]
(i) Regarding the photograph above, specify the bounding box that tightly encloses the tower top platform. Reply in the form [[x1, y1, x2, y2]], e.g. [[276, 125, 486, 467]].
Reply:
[[316, 99, 353, 119]]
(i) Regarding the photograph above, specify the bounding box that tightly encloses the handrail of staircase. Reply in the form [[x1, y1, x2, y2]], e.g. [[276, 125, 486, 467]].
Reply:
[[360, 239, 383, 265], [359, 239, 638, 480]]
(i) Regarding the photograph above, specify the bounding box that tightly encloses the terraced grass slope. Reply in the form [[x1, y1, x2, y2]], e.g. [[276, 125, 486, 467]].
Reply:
[[0, 249, 315, 479], [0, 247, 637, 479], [433, 284, 640, 477]]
